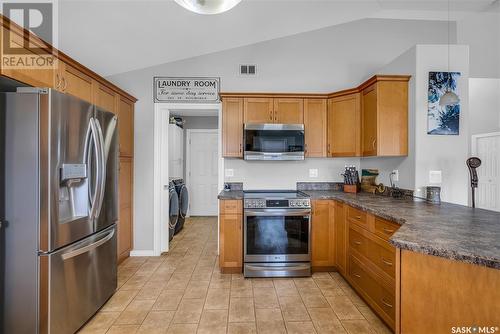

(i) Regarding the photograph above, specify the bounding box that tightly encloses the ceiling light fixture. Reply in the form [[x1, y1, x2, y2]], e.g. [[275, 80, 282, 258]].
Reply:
[[174, 0, 242, 15], [439, 0, 460, 107]]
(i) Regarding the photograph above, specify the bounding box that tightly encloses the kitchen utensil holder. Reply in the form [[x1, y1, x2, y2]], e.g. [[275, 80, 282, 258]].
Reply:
[[343, 184, 360, 193]]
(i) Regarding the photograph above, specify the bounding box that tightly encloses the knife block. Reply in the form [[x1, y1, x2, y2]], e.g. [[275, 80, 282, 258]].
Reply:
[[343, 184, 360, 194]]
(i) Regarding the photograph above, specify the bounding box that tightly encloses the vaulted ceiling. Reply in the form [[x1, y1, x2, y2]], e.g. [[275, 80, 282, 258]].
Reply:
[[57, 0, 497, 76]]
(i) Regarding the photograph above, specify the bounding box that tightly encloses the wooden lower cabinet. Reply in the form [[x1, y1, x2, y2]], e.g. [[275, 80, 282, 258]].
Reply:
[[219, 200, 243, 273], [311, 200, 335, 270], [401, 250, 500, 334], [118, 158, 133, 263], [344, 205, 400, 331], [334, 201, 347, 276]]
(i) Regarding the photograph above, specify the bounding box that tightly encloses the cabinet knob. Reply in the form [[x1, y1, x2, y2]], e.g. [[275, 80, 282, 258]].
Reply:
[[270, 111, 273, 121], [372, 139, 377, 149], [381, 298, 393, 308]]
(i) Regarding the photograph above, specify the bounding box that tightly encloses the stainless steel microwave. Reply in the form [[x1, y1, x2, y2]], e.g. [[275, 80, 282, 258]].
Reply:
[[244, 124, 305, 161]]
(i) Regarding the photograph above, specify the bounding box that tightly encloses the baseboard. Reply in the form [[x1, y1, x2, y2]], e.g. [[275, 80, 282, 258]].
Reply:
[[130, 250, 157, 257]]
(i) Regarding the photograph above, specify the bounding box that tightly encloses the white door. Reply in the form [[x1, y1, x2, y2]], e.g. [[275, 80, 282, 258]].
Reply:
[[188, 130, 219, 216], [473, 133, 500, 212]]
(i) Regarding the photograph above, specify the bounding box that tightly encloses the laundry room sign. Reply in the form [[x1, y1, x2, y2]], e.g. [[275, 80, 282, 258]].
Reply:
[[154, 77, 220, 103]]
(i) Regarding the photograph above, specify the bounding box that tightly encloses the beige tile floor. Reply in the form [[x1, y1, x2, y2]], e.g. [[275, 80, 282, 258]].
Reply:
[[79, 217, 392, 334]]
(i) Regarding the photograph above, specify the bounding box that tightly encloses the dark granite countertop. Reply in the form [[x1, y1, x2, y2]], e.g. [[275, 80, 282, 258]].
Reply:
[[303, 190, 500, 270], [217, 190, 244, 200]]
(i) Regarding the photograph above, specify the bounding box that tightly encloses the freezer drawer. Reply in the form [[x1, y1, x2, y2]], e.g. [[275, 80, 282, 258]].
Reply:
[[42, 224, 117, 334]]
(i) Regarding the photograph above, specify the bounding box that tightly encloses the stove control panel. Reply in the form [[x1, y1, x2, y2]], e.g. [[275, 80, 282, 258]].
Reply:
[[244, 199, 266, 208], [244, 198, 310, 209], [289, 199, 311, 208]]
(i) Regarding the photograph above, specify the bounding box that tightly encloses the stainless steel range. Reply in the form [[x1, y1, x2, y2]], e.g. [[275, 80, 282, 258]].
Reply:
[[243, 191, 311, 277]]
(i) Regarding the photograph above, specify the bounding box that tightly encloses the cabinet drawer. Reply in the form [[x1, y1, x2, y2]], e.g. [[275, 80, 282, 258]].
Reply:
[[349, 255, 395, 324], [374, 218, 399, 240], [348, 226, 369, 254], [220, 200, 242, 215], [346, 206, 368, 228], [349, 224, 396, 279], [369, 239, 396, 278]]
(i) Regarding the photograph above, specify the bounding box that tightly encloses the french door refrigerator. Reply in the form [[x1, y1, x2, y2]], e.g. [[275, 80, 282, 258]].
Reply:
[[2, 88, 119, 334]]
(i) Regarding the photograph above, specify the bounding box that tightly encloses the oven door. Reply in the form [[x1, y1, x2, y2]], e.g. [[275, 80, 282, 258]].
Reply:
[[244, 208, 310, 262]]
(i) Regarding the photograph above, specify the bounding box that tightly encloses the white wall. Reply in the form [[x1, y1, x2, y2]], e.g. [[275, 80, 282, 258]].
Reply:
[[107, 18, 451, 252], [457, 12, 500, 78], [413, 45, 470, 205], [225, 158, 359, 190], [469, 78, 500, 135], [363, 45, 470, 205]]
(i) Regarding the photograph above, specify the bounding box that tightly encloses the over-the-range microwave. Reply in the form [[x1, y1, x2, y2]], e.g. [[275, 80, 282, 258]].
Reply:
[[244, 123, 305, 161]]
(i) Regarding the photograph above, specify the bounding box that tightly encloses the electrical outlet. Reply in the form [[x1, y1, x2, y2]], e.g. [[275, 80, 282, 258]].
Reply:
[[429, 170, 442, 184], [225, 169, 234, 177], [392, 170, 399, 182], [309, 169, 318, 178]]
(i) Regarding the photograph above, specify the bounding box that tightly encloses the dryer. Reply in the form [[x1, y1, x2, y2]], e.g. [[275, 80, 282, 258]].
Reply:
[[172, 178, 189, 234], [168, 181, 179, 241]]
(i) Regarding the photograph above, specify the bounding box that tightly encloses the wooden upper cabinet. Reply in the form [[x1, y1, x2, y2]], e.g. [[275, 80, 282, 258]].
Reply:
[[244, 98, 274, 124], [57, 62, 93, 102], [328, 93, 361, 157], [362, 80, 408, 157], [116, 96, 134, 157], [311, 200, 335, 269], [273, 98, 304, 124], [223, 98, 244, 158], [362, 85, 378, 156], [93, 81, 117, 113], [304, 99, 327, 157]]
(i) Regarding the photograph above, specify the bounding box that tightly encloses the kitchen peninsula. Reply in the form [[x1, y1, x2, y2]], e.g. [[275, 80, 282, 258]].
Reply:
[[218, 185, 500, 333]]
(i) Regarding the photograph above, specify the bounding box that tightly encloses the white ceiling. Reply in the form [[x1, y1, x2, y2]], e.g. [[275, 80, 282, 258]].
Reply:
[[57, 0, 496, 76]]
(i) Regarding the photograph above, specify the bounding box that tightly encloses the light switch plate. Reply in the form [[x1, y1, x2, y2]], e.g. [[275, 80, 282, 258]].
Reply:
[[225, 169, 234, 177], [309, 169, 318, 178], [429, 170, 442, 184]]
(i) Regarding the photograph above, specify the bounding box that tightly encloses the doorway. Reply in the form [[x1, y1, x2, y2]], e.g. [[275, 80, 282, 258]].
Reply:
[[186, 130, 219, 216], [153, 103, 223, 256], [471, 132, 500, 212]]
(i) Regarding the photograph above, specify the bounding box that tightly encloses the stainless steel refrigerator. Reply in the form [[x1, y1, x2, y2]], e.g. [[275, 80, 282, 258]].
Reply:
[[2, 88, 119, 334]]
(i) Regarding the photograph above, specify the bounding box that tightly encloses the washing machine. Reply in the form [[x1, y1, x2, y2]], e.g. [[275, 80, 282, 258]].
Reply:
[[172, 178, 189, 234], [168, 181, 179, 241]]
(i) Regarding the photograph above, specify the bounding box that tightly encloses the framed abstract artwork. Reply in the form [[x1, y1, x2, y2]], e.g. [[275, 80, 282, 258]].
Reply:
[[428, 71, 461, 135]]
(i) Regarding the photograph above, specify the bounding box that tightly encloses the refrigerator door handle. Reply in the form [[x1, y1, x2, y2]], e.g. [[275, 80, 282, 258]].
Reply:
[[94, 118, 107, 221], [61, 228, 115, 260], [88, 118, 102, 221]]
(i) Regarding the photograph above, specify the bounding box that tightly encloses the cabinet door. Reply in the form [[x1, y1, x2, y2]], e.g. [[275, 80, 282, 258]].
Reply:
[[274, 98, 304, 124], [116, 96, 134, 157], [94, 81, 117, 113], [59, 63, 93, 103], [311, 200, 335, 268], [362, 85, 378, 156], [334, 201, 347, 275], [118, 158, 133, 262], [244, 98, 274, 124], [219, 213, 243, 271], [304, 99, 327, 157], [328, 93, 361, 157], [223, 98, 244, 157], [0, 26, 56, 88]]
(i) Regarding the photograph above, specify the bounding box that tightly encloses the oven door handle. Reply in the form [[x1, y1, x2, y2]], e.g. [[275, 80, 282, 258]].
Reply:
[[244, 209, 311, 216]]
